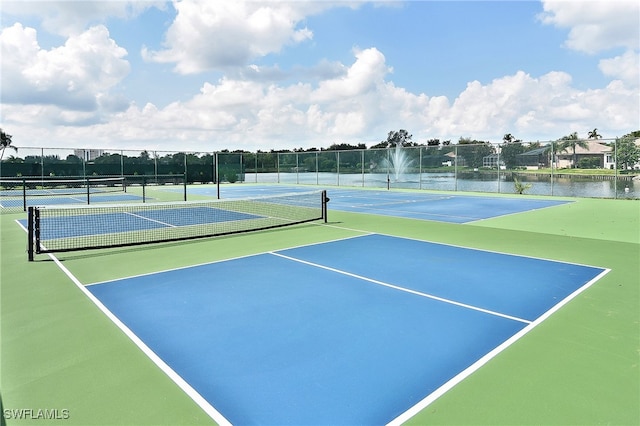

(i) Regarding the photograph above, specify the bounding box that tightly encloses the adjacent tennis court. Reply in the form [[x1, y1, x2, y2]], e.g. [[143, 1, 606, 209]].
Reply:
[[187, 185, 571, 223], [0, 176, 185, 212], [0, 192, 143, 209], [4, 184, 637, 425]]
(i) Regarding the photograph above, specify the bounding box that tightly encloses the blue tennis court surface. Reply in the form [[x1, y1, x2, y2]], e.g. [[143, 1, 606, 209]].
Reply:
[[327, 190, 569, 223], [186, 185, 570, 223], [87, 234, 606, 425], [20, 206, 262, 239], [0, 193, 143, 208]]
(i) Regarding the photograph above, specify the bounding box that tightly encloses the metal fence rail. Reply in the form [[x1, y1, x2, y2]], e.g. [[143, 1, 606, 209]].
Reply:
[[1, 138, 638, 201]]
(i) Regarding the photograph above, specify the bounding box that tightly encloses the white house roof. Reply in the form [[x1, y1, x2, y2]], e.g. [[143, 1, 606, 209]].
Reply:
[[559, 141, 612, 154]]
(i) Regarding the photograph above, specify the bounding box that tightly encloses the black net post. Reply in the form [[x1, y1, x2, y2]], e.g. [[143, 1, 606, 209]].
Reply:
[[27, 206, 34, 261], [322, 190, 329, 223], [86, 178, 91, 204], [183, 172, 187, 201], [216, 153, 220, 200], [34, 207, 41, 256]]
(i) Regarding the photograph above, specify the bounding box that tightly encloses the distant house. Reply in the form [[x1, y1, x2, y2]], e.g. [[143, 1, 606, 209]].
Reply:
[[516, 141, 615, 170], [517, 147, 551, 169], [74, 149, 104, 162], [555, 141, 614, 169], [441, 151, 467, 167], [482, 153, 505, 169]]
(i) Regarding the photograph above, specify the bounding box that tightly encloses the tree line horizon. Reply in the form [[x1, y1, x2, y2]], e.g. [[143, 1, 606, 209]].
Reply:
[[1, 128, 639, 181]]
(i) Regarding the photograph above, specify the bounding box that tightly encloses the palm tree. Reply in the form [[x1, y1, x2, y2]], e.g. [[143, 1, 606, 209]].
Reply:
[[587, 128, 602, 139], [503, 133, 515, 144], [557, 132, 588, 168], [0, 128, 17, 161], [502, 133, 522, 144]]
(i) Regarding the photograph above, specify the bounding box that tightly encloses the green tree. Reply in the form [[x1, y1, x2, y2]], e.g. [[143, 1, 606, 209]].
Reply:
[[501, 142, 525, 169], [614, 131, 640, 171], [0, 128, 17, 161], [457, 137, 494, 169], [557, 132, 589, 168], [502, 133, 521, 144], [500, 133, 524, 169], [326, 143, 366, 151], [587, 128, 602, 139], [371, 129, 413, 148], [513, 177, 532, 194]]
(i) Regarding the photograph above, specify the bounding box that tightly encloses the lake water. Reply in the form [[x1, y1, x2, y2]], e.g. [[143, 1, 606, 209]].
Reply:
[[244, 172, 638, 199]]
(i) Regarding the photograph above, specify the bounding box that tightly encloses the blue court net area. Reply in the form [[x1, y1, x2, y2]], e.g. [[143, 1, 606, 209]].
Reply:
[[87, 234, 605, 425], [1, 193, 142, 209], [26, 190, 325, 256], [327, 190, 569, 223], [0, 177, 138, 212], [191, 185, 570, 224], [35, 207, 260, 240]]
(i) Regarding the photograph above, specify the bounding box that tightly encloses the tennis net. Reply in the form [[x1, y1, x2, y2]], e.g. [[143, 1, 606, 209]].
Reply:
[[1, 176, 126, 212], [1, 175, 190, 213], [28, 189, 328, 260]]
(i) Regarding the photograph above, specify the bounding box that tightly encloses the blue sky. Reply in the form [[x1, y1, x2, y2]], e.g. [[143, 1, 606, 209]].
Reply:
[[1, 1, 638, 152]]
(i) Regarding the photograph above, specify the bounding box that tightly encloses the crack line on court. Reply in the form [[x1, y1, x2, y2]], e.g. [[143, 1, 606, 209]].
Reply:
[[271, 252, 532, 324]]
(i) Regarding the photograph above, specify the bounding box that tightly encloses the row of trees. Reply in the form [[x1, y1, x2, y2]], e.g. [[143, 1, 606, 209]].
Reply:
[[2, 128, 639, 180]]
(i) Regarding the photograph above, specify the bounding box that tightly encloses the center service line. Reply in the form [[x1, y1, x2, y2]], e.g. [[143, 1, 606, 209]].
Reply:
[[270, 252, 531, 325]]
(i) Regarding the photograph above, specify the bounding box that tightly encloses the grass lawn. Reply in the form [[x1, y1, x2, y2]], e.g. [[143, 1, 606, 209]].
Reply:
[[1, 192, 638, 425]]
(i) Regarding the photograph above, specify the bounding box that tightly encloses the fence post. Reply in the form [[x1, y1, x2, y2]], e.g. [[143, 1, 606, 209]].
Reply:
[[22, 178, 27, 212]]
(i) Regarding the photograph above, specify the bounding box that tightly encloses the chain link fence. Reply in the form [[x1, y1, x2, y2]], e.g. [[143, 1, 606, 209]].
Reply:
[[1, 138, 638, 205]]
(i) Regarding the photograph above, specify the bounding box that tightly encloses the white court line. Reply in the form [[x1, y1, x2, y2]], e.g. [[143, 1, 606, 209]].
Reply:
[[387, 267, 610, 425], [15, 218, 230, 423], [12, 217, 233, 426], [124, 211, 177, 227], [332, 201, 479, 221], [322, 226, 607, 270], [44, 252, 233, 426], [271, 251, 532, 325], [86, 233, 370, 286]]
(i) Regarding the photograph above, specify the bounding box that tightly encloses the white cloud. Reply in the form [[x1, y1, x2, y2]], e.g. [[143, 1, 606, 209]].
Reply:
[[599, 50, 639, 87], [7, 46, 637, 152], [143, 0, 343, 74], [535, 1, 639, 135], [313, 48, 390, 102], [439, 70, 638, 141], [1, 23, 130, 116], [1, 0, 165, 36], [2, 2, 638, 151], [539, 0, 639, 53]]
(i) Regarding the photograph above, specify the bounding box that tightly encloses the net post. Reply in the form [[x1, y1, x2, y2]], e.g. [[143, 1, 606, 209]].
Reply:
[[183, 172, 187, 201], [34, 207, 41, 256], [27, 206, 34, 261], [86, 177, 91, 204], [142, 176, 147, 203], [215, 152, 220, 200], [322, 190, 329, 223]]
